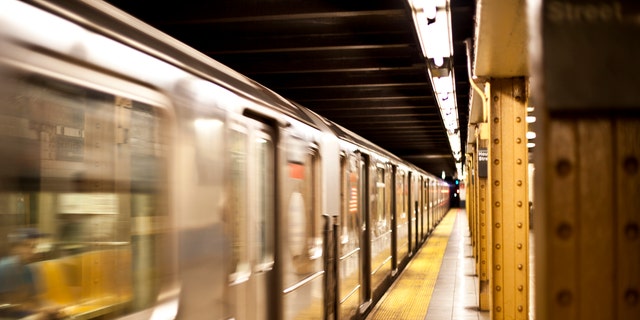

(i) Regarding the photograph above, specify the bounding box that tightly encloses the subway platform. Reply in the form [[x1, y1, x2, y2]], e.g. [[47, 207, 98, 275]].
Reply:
[[366, 208, 533, 320]]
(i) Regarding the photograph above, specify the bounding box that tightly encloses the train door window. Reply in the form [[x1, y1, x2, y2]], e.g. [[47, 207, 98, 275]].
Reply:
[[370, 163, 391, 290], [253, 130, 274, 270], [338, 153, 362, 320], [395, 170, 409, 260], [229, 126, 250, 283], [0, 70, 170, 318], [284, 134, 323, 319], [340, 154, 361, 255], [374, 166, 388, 235]]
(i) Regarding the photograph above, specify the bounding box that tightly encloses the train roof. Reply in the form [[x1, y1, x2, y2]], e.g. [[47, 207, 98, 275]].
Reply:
[[24, 0, 322, 127]]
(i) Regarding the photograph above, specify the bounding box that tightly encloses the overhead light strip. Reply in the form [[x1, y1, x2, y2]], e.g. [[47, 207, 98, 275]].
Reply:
[[408, 0, 461, 164]]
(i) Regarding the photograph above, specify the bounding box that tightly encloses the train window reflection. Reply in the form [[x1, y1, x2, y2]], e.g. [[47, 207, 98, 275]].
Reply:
[[229, 129, 250, 282], [375, 167, 387, 235], [286, 139, 321, 277], [0, 72, 168, 319], [255, 135, 274, 268]]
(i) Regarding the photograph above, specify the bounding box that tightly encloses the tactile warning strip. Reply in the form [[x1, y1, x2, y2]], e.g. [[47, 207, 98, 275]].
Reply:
[[366, 209, 458, 320]]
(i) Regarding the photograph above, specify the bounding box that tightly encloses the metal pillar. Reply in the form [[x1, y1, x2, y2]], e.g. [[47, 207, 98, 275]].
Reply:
[[489, 77, 529, 319], [477, 126, 490, 311], [539, 117, 640, 319]]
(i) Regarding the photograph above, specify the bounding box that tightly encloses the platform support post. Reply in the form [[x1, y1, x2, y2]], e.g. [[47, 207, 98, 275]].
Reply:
[[538, 116, 640, 320], [488, 77, 529, 320], [476, 124, 491, 311], [464, 150, 479, 274]]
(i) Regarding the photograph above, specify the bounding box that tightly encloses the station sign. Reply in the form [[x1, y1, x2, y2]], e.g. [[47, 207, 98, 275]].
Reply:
[[478, 148, 488, 178], [543, 0, 640, 110]]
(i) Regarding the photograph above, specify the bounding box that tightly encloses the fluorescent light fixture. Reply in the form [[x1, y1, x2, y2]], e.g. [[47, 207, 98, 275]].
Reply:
[[408, 0, 460, 167], [408, 0, 453, 60], [526, 116, 537, 123], [526, 131, 537, 139]]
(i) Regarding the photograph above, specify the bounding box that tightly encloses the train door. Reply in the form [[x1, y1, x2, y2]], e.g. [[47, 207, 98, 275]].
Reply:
[[359, 153, 372, 314], [390, 165, 398, 274], [418, 177, 423, 243], [425, 178, 431, 235], [369, 162, 392, 298], [338, 153, 362, 319], [395, 170, 409, 264], [227, 116, 276, 320], [432, 180, 436, 229], [407, 172, 415, 254], [422, 178, 429, 240], [281, 134, 323, 320], [413, 175, 420, 250]]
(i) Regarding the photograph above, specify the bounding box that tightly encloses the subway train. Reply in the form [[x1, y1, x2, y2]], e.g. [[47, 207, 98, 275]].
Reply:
[[0, 1, 450, 319]]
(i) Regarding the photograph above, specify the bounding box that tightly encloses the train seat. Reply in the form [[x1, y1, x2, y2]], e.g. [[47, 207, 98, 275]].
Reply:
[[31, 248, 132, 319]]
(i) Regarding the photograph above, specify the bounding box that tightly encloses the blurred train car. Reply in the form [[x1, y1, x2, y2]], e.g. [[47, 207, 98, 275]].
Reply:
[[0, 1, 450, 319]]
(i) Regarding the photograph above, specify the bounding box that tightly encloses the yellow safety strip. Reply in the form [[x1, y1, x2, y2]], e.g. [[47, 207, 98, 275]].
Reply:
[[367, 209, 459, 320]]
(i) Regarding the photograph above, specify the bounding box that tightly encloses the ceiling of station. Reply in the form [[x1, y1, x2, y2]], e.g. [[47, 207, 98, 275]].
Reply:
[[107, 0, 475, 177]]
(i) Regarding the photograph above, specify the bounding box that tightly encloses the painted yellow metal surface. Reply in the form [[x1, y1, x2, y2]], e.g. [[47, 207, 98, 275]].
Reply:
[[489, 78, 529, 319], [541, 118, 640, 319]]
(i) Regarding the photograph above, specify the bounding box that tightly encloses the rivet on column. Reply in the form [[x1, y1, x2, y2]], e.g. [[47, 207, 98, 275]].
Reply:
[[625, 288, 639, 306], [557, 290, 573, 306], [623, 156, 639, 175], [556, 159, 572, 177], [625, 222, 639, 240], [557, 222, 573, 240]]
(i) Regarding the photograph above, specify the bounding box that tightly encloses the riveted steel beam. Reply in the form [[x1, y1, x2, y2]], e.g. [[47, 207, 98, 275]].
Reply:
[[489, 77, 529, 319]]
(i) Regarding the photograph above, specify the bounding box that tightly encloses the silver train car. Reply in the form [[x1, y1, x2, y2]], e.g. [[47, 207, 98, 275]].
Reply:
[[0, 1, 450, 319]]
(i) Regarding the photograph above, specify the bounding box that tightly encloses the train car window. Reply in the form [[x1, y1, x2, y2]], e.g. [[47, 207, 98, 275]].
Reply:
[[340, 155, 361, 252], [285, 137, 321, 278], [338, 154, 362, 315], [254, 132, 274, 269], [395, 170, 409, 259], [229, 128, 250, 283], [283, 136, 323, 318], [0, 71, 169, 319], [375, 167, 386, 235]]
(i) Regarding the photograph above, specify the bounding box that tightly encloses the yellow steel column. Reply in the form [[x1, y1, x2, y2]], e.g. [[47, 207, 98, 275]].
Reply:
[[477, 127, 490, 311], [541, 117, 640, 319], [616, 119, 640, 319], [467, 145, 478, 276], [489, 78, 529, 319]]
